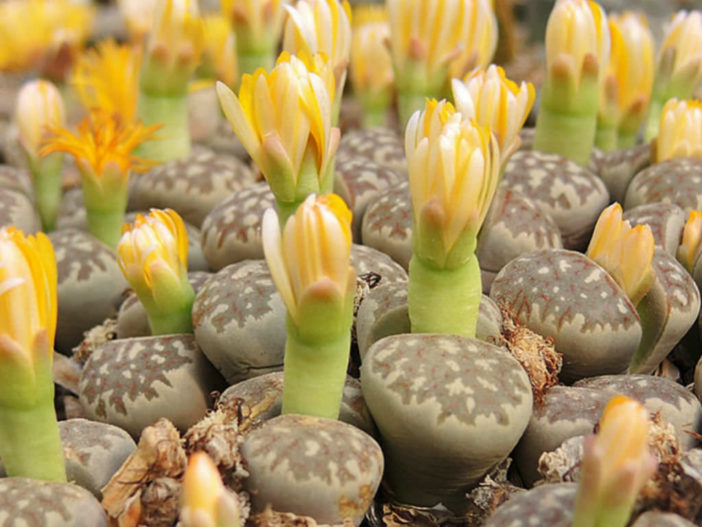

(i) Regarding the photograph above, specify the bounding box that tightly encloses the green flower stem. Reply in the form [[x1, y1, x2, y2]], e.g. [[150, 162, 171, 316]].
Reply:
[[237, 50, 275, 79], [29, 152, 63, 232], [358, 91, 390, 128], [85, 208, 125, 249], [281, 315, 351, 419], [595, 122, 618, 152], [617, 130, 638, 149], [534, 106, 597, 166], [397, 91, 430, 131], [643, 97, 663, 143], [0, 401, 66, 482], [408, 254, 482, 338], [275, 199, 305, 228], [137, 90, 190, 163], [146, 292, 195, 336]]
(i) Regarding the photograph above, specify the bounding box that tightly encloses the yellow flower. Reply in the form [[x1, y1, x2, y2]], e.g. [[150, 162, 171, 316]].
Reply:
[[388, 0, 485, 91], [600, 12, 654, 134], [117, 209, 190, 308], [349, 6, 393, 98], [545, 0, 610, 87], [451, 65, 535, 160], [71, 40, 142, 124], [15, 79, 66, 160], [221, 0, 287, 42], [262, 194, 355, 326], [658, 10, 702, 95], [180, 452, 241, 527], [656, 98, 702, 163], [0, 226, 57, 359], [283, 0, 352, 90], [293, 50, 336, 107], [142, 0, 204, 92], [447, 0, 498, 79], [0, 0, 93, 75], [200, 13, 237, 87], [41, 110, 161, 181], [677, 210, 702, 273], [216, 53, 339, 202], [118, 0, 160, 43], [405, 99, 500, 267], [586, 203, 655, 306]]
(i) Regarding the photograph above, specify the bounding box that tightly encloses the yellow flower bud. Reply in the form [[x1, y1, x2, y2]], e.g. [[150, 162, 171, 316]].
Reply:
[[350, 6, 393, 99], [656, 98, 702, 163], [405, 99, 500, 266], [659, 10, 702, 93], [586, 203, 655, 306], [181, 452, 241, 527], [15, 80, 66, 160], [447, 0, 498, 79], [452, 65, 535, 159], [262, 194, 355, 326], [118, 0, 160, 43], [0, 227, 57, 360], [677, 210, 702, 272]]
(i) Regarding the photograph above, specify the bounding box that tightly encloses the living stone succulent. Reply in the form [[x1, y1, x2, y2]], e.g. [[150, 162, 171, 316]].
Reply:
[[241, 414, 383, 526], [624, 158, 702, 212], [490, 248, 642, 382], [361, 333, 532, 512]]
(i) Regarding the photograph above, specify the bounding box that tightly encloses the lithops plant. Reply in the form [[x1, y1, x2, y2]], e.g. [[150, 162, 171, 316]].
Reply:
[[241, 414, 383, 526], [0, 164, 33, 197], [192, 259, 287, 384], [631, 512, 698, 527], [361, 333, 532, 512], [477, 187, 563, 292], [490, 249, 641, 383], [484, 483, 576, 527], [218, 372, 376, 436], [589, 143, 651, 203], [625, 158, 702, 212], [59, 419, 136, 498], [128, 146, 255, 228], [501, 150, 610, 250], [355, 279, 502, 359], [361, 180, 412, 270], [49, 228, 128, 354], [0, 478, 108, 527], [334, 154, 403, 241], [337, 127, 407, 179], [200, 181, 275, 271], [514, 385, 612, 486], [629, 249, 700, 374], [79, 334, 224, 438], [0, 186, 41, 232], [624, 202, 686, 255], [574, 375, 702, 450]]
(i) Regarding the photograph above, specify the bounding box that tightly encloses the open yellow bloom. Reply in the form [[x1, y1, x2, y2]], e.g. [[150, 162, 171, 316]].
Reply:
[[16, 80, 66, 161], [406, 99, 499, 267], [0, 227, 57, 360], [600, 12, 654, 134], [262, 194, 355, 326], [0, 0, 93, 76], [41, 110, 161, 181], [117, 209, 189, 308], [216, 53, 339, 203], [283, 0, 352, 89], [451, 65, 535, 160], [181, 452, 241, 527], [677, 210, 702, 273], [586, 203, 655, 306], [71, 40, 142, 124], [350, 6, 393, 99], [545, 0, 610, 88], [447, 0, 498, 79], [656, 99, 702, 163]]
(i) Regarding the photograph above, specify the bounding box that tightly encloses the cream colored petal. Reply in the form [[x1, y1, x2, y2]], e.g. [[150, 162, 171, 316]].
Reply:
[[262, 207, 297, 316], [216, 81, 263, 166]]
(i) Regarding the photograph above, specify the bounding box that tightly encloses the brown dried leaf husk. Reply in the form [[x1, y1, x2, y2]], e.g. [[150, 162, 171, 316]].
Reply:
[[101, 418, 187, 526], [635, 412, 702, 522], [250, 507, 355, 527], [499, 307, 562, 405], [72, 317, 119, 362], [138, 477, 181, 527]]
